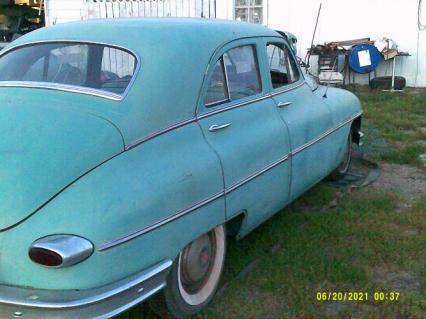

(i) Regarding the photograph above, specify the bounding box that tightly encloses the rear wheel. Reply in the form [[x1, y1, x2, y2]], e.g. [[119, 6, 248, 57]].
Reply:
[[328, 131, 353, 181], [150, 225, 226, 318]]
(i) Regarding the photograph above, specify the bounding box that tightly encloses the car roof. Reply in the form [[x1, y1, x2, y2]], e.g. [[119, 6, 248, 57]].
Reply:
[[10, 18, 280, 51]]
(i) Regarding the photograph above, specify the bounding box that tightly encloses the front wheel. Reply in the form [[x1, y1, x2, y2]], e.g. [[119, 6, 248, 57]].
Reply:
[[328, 131, 353, 181], [151, 225, 226, 318]]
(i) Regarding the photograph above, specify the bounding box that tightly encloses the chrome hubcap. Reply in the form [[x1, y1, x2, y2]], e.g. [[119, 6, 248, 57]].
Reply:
[[180, 232, 216, 294]]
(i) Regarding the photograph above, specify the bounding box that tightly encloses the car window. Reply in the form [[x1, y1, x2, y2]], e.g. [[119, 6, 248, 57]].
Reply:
[[205, 58, 229, 106], [205, 44, 261, 107], [0, 42, 137, 96], [22, 53, 61, 83], [267, 43, 300, 89], [100, 47, 136, 94], [224, 45, 261, 100]]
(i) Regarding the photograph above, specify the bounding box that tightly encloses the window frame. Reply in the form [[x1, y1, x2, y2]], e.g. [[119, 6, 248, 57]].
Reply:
[[264, 38, 304, 92], [203, 43, 263, 108], [205, 57, 231, 107], [234, 0, 267, 25], [0, 40, 140, 101]]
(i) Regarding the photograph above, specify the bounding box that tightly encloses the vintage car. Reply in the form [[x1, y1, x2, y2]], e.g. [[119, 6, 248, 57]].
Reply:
[[0, 18, 362, 318]]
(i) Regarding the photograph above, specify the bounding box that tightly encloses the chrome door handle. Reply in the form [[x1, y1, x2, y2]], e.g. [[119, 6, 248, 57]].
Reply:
[[277, 101, 292, 108], [208, 123, 231, 132]]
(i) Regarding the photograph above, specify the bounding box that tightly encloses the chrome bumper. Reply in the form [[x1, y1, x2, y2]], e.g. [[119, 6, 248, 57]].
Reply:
[[0, 259, 172, 319]]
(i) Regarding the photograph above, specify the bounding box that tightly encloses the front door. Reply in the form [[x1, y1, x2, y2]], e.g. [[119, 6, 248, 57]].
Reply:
[[264, 39, 334, 200], [196, 39, 291, 231]]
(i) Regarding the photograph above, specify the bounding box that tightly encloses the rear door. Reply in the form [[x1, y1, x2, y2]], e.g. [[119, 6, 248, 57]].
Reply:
[[196, 38, 291, 230], [264, 38, 334, 200]]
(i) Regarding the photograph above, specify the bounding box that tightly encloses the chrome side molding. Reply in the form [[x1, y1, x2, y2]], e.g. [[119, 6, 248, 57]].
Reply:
[[100, 111, 363, 252]]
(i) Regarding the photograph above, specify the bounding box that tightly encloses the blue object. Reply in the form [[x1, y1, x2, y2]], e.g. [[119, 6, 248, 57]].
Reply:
[[349, 44, 382, 74]]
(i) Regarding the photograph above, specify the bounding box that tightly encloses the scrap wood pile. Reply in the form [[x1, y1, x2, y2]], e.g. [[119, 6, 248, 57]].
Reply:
[[308, 37, 398, 60]]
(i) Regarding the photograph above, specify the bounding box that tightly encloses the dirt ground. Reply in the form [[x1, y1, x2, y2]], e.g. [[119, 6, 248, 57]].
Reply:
[[372, 162, 426, 208]]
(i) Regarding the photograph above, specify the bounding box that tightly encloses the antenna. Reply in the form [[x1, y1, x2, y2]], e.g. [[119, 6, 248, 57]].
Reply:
[[305, 2, 322, 70], [310, 3, 322, 50]]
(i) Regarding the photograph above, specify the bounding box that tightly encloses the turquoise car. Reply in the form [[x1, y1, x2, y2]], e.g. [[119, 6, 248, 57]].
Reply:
[[0, 18, 362, 318]]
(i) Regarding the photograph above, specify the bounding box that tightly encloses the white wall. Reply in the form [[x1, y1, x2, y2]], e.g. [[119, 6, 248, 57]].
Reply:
[[45, 0, 426, 87], [44, 0, 85, 25], [215, 0, 426, 87], [251, 0, 426, 87]]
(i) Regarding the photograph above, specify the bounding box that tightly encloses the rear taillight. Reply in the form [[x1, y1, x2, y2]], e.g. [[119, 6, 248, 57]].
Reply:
[[29, 248, 63, 267], [29, 235, 94, 268]]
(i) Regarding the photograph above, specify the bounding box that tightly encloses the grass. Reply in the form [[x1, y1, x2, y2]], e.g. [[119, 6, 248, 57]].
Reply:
[[197, 188, 426, 319], [119, 88, 426, 319], [352, 87, 426, 168]]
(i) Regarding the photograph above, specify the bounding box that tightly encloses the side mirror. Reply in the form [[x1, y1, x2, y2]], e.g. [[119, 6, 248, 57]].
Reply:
[[300, 59, 319, 91], [297, 57, 309, 68]]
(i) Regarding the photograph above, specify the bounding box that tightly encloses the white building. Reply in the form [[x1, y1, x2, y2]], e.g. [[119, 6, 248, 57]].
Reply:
[[43, 0, 426, 87]]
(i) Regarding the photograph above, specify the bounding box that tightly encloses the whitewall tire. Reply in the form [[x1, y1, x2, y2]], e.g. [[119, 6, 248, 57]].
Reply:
[[328, 131, 353, 181], [150, 225, 226, 318]]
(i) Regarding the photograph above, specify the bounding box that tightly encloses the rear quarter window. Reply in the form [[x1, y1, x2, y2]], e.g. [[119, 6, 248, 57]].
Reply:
[[0, 42, 137, 96]]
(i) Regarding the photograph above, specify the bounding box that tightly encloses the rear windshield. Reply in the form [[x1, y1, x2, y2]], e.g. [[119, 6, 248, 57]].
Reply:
[[0, 42, 137, 96]]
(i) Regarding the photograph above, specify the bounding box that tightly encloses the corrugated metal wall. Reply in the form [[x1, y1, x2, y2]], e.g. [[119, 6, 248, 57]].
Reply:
[[45, 0, 216, 26], [84, 0, 216, 19]]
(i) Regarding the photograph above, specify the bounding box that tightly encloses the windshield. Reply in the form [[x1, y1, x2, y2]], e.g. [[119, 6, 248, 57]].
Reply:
[[0, 42, 137, 96]]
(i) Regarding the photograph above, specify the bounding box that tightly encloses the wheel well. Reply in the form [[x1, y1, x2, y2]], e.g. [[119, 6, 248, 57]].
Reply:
[[225, 212, 246, 238], [351, 116, 362, 145]]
